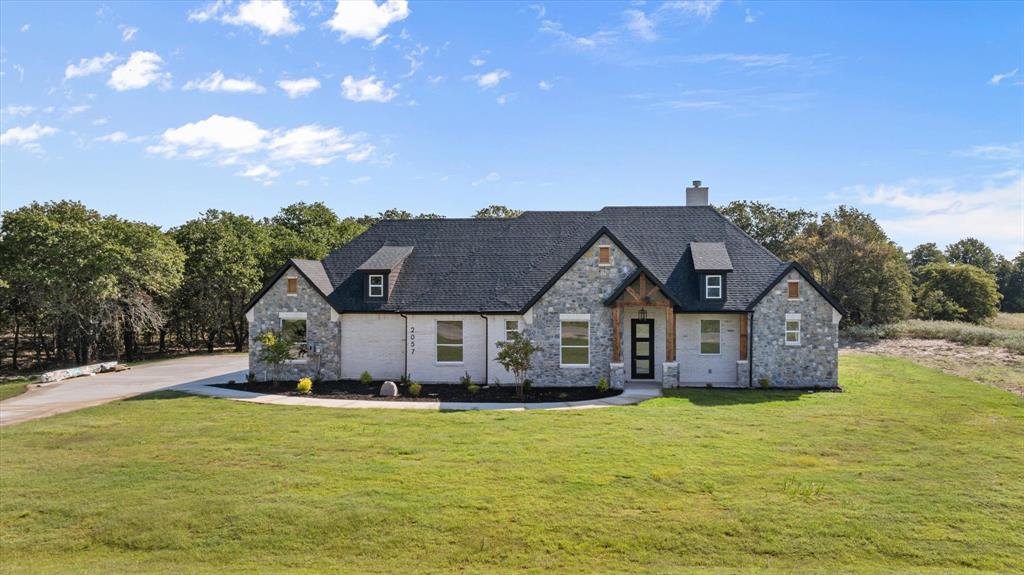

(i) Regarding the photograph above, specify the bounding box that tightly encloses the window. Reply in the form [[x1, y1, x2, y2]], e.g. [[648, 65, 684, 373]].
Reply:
[[705, 275, 722, 299], [598, 245, 612, 266], [286, 277, 298, 295], [786, 314, 801, 345], [788, 280, 800, 300], [700, 319, 721, 355], [368, 274, 384, 298], [505, 320, 519, 340], [436, 320, 463, 363], [560, 317, 590, 367], [280, 315, 307, 360]]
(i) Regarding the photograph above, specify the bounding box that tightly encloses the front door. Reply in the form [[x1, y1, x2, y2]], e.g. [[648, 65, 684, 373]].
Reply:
[[630, 318, 654, 379]]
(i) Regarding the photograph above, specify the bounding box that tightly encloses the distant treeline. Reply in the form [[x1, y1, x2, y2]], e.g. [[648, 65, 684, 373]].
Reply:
[[0, 199, 1020, 372]]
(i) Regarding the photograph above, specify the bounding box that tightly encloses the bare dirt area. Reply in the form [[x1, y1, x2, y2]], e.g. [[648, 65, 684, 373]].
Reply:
[[842, 338, 1024, 396]]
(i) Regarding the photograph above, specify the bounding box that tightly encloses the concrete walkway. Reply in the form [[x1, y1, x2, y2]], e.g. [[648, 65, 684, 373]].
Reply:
[[0, 354, 248, 427], [180, 380, 663, 411]]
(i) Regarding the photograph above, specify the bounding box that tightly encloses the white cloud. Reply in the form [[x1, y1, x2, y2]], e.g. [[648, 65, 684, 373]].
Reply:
[[496, 94, 514, 105], [268, 124, 369, 165], [223, 0, 302, 35], [744, 9, 758, 24], [183, 71, 266, 93], [326, 0, 410, 42], [120, 25, 138, 41], [94, 131, 134, 143], [277, 77, 321, 98], [624, 9, 656, 41], [1, 105, 35, 116], [341, 75, 397, 102], [663, 0, 722, 20], [20, 24, 30, 32], [92, 117, 110, 126], [108, 51, 170, 91], [350, 175, 372, 184], [956, 142, 1022, 161], [856, 175, 1024, 257], [148, 115, 376, 182], [237, 164, 280, 180], [370, 34, 389, 48], [65, 53, 118, 80], [0, 124, 58, 147], [188, 0, 227, 22], [402, 43, 428, 78], [150, 115, 268, 158], [190, 0, 301, 36], [538, 80, 552, 91], [989, 68, 1018, 86], [62, 105, 91, 117], [539, 19, 617, 51], [427, 74, 445, 84], [469, 55, 486, 67], [472, 171, 500, 186], [473, 68, 510, 89]]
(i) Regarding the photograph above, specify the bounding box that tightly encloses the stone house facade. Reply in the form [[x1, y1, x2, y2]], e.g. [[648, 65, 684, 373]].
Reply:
[[245, 182, 844, 389]]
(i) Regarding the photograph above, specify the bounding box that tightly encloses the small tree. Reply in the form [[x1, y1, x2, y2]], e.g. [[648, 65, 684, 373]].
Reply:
[[495, 332, 542, 400], [257, 331, 292, 383], [914, 263, 1001, 323]]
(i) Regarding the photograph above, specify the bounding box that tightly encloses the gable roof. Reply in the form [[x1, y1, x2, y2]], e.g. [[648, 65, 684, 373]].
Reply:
[[357, 245, 414, 271], [748, 261, 847, 316], [243, 258, 336, 314], [690, 242, 733, 271], [308, 206, 787, 313]]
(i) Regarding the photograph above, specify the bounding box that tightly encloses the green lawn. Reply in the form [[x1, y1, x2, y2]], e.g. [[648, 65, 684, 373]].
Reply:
[[1, 356, 1022, 574], [0, 379, 30, 402]]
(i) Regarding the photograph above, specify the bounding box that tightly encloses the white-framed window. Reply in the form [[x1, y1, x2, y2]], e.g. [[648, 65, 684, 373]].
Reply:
[[505, 320, 519, 340], [705, 275, 722, 299], [286, 276, 298, 296], [598, 245, 612, 266], [785, 313, 801, 346], [436, 320, 464, 363], [700, 319, 721, 355], [279, 312, 308, 361], [788, 280, 800, 300], [368, 274, 384, 298], [560, 314, 590, 367]]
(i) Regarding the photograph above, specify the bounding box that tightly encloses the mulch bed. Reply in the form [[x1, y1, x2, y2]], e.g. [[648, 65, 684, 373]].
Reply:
[[214, 380, 622, 403]]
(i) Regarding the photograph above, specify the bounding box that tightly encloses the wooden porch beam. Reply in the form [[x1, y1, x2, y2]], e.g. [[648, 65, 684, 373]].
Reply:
[[611, 304, 622, 363], [665, 307, 676, 362]]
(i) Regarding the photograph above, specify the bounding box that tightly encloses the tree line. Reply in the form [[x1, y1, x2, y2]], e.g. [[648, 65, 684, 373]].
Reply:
[[1, 199, 1019, 372], [718, 201, 1023, 325], [0, 201, 521, 371]]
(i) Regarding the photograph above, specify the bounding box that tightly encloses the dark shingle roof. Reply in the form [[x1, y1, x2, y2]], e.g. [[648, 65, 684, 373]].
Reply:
[[357, 245, 414, 270], [690, 242, 733, 271], [312, 206, 786, 313]]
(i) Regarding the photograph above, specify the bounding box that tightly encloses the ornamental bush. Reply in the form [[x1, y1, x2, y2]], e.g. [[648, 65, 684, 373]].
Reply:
[[596, 378, 609, 392], [360, 370, 373, 385], [296, 378, 313, 394], [408, 382, 422, 397]]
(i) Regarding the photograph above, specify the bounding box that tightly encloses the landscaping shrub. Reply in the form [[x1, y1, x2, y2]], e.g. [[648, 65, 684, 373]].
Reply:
[[246, 372, 256, 383], [296, 378, 313, 394], [360, 371, 373, 385], [467, 384, 480, 395], [460, 371, 472, 387], [758, 378, 770, 389], [408, 383, 422, 397], [596, 377, 609, 392], [522, 379, 533, 393]]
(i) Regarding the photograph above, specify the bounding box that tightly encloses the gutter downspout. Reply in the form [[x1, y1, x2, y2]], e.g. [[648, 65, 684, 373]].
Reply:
[[480, 313, 489, 385], [400, 312, 408, 380], [748, 311, 754, 388]]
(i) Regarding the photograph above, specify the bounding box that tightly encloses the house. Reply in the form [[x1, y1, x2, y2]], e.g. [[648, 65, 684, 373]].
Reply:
[[243, 181, 844, 388]]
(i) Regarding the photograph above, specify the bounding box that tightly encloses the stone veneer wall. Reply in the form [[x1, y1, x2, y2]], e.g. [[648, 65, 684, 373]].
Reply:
[[751, 270, 839, 388], [248, 266, 341, 382], [523, 235, 637, 386]]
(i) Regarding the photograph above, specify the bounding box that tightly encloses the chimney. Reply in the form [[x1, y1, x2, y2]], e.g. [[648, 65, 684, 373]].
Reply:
[[686, 180, 709, 206]]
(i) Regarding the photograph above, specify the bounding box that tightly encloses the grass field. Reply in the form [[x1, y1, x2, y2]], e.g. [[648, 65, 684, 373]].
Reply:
[[1, 355, 1022, 574], [0, 379, 31, 402], [844, 313, 1024, 354]]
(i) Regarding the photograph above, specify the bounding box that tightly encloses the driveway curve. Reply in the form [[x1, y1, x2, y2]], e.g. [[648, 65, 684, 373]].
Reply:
[[0, 354, 247, 427]]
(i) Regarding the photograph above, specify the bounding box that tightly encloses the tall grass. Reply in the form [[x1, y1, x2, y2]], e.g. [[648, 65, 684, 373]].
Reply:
[[843, 313, 1024, 355]]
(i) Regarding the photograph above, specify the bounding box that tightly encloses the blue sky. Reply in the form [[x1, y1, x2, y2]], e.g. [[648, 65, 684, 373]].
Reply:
[[1, 1, 1022, 256]]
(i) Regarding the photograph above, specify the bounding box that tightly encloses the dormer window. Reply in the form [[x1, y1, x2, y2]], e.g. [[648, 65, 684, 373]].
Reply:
[[705, 275, 722, 299], [368, 274, 384, 298]]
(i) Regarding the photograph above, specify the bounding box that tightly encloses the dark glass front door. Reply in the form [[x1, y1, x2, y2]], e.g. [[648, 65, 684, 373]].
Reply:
[[631, 319, 654, 379]]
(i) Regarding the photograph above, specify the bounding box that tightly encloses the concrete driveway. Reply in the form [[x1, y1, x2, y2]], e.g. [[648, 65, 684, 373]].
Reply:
[[0, 354, 247, 427]]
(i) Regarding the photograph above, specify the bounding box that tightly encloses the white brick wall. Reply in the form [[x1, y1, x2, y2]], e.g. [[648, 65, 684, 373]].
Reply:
[[487, 315, 522, 385], [339, 313, 405, 380], [676, 313, 741, 384], [405, 314, 488, 384]]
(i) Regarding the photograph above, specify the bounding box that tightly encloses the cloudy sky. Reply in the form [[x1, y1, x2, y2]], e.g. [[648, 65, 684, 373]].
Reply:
[[1, 1, 1022, 256]]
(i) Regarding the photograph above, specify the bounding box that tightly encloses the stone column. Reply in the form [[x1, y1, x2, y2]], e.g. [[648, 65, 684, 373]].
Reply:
[[662, 362, 679, 388], [610, 363, 625, 389]]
